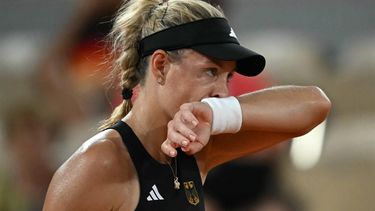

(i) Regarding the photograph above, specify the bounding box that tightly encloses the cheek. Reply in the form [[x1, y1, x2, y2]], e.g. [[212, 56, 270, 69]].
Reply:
[[164, 79, 191, 103], [160, 80, 196, 115], [157, 79, 188, 116], [162, 67, 211, 106], [165, 68, 195, 96]]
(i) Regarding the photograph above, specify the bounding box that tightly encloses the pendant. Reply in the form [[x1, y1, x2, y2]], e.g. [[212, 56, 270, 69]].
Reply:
[[174, 177, 180, 190]]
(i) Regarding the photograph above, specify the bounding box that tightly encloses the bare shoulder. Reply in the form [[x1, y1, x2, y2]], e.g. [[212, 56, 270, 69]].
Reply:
[[73, 129, 130, 171], [43, 129, 138, 211], [61, 129, 132, 181]]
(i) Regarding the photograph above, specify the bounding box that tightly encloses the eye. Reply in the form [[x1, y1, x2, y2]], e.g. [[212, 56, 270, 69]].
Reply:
[[227, 72, 234, 82], [206, 68, 217, 77]]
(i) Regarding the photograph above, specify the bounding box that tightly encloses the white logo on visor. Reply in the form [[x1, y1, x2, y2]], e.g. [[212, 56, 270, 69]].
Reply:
[[229, 28, 237, 39]]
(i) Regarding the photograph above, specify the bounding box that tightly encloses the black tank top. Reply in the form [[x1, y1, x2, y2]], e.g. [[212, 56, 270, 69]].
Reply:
[[110, 121, 205, 211]]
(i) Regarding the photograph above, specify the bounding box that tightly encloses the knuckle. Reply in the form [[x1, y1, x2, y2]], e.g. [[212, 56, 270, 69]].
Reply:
[[174, 123, 184, 133], [167, 129, 173, 138], [174, 111, 180, 119], [181, 110, 191, 120], [167, 121, 174, 129], [180, 103, 191, 110], [169, 132, 177, 141], [169, 131, 180, 143], [161, 142, 169, 151]]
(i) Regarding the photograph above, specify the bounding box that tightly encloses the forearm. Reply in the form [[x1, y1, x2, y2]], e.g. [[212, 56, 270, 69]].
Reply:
[[161, 85, 331, 159], [238, 85, 331, 135]]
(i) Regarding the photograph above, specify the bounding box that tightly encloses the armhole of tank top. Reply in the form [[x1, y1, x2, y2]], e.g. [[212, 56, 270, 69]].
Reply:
[[106, 122, 145, 210]]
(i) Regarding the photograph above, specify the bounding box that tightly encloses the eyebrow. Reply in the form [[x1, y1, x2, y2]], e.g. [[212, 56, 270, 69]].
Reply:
[[204, 57, 237, 73]]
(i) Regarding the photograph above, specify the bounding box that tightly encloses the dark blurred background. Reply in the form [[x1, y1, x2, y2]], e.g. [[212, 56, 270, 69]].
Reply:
[[0, 0, 374, 211]]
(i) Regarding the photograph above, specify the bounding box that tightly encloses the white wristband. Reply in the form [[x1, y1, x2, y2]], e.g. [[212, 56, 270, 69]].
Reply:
[[201, 96, 242, 135]]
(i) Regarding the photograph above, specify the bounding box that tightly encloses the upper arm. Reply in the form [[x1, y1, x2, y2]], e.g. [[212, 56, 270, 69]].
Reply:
[[239, 86, 331, 134], [43, 139, 129, 211]]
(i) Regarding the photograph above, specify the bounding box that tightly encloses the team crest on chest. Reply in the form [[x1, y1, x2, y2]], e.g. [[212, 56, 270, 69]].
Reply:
[[183, 181, 200, 206]]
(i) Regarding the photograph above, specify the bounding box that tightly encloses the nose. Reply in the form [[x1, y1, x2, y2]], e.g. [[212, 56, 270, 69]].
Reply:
[[211, 78, 230, 98]]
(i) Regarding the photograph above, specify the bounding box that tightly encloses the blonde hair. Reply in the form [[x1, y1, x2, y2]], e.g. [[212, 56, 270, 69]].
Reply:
[[99, 0, 225, 130]]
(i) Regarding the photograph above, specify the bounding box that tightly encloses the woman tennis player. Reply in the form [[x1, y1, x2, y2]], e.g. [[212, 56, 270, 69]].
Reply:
[[43, 0, 331, 210]]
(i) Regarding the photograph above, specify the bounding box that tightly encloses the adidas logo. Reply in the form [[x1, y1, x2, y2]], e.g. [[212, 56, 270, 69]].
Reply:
[[229, 28, 237, 39], [146, 185, 164, 201]]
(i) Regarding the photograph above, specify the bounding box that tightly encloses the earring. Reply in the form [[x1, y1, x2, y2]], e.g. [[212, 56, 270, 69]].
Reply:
[[157, 77, 164, 84]]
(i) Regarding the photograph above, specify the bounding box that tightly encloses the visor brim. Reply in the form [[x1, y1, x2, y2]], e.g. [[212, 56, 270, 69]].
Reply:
[[192, 43, 266, 76]]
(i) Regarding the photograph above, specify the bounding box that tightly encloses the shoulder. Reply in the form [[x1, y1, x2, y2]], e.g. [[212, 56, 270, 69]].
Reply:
[[62, 129, 132, 181], [43, 129, 136, 210]]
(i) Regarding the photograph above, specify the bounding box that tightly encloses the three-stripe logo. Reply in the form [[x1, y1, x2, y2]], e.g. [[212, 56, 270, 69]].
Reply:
[[146, 185, 164, 201]]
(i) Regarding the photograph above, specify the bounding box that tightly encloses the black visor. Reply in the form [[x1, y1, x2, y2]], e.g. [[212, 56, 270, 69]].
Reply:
[[139, 18, 266, 76]]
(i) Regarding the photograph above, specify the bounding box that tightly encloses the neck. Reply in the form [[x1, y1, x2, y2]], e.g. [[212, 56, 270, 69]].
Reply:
[[123, 91, 172, 164]]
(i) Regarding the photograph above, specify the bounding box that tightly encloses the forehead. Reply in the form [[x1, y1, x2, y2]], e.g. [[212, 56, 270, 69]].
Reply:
[[179, 49, 236, 70]]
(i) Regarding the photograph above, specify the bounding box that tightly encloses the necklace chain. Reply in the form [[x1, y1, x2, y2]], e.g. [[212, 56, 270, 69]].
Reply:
[[167, 157, 180, 190]]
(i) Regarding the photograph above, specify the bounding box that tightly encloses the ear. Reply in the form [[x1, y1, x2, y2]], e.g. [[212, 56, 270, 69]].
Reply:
[[150, 49, 169, 85]]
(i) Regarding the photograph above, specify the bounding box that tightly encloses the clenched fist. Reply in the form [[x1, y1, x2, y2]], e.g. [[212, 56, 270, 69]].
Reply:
[[161, 102, 213, 157]]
